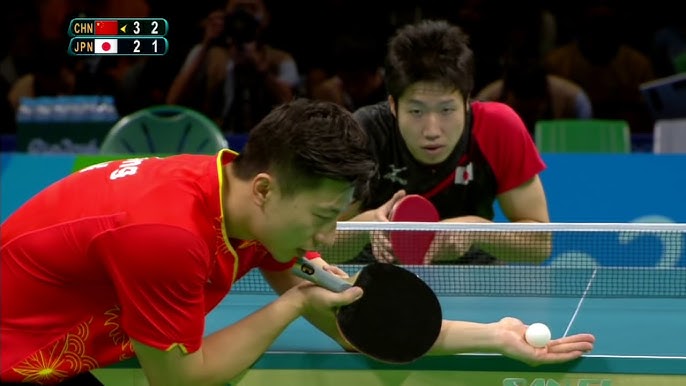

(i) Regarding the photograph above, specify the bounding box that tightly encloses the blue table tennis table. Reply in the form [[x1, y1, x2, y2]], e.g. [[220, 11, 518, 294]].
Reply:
[[97, 266, 686, 386]]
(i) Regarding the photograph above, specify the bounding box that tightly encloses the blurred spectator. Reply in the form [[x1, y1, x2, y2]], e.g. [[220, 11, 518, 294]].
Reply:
[[449, 0, 504, 92], [310, 34, 387, 112], [11, 0, 72, 67], [1, 0, 75, 133], [543, 1, 656, 133], [266, 0, 392, 102], [476, 53, 592, 135], [7, 43, 79, 111], [499, 0, 558, 60], [166, 0, 300, 134], [0, 79, 12, 135], [419, 0, 559, 94]]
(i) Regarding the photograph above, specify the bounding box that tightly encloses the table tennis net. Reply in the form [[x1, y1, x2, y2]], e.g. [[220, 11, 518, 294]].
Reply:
[[233, 222, 686, 297]]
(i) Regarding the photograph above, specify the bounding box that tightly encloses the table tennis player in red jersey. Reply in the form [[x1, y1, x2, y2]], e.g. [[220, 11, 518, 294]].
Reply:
[[1, 99, 593, 386]]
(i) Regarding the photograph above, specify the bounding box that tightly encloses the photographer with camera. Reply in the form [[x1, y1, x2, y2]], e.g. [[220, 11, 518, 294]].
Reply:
[[167, 0, 300, 134]]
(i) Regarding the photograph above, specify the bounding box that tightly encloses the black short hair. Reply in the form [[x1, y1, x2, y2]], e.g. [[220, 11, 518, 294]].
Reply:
[[233, 98, 376, 200], [385, 20, 475, 102]]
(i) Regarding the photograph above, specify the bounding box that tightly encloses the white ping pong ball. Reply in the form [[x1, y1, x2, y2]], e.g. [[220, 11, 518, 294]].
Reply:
[[525, 323, 551, 348]]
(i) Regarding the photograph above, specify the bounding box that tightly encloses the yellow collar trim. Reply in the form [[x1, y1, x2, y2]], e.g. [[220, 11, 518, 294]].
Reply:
[[216, 149, 240, 284]]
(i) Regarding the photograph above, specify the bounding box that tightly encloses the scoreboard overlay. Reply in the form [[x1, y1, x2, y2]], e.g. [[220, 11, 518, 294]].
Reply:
[[67, 18, 169, 56]]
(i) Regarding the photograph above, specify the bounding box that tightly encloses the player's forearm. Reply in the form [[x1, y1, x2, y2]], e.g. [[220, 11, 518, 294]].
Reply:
[[441, 215, 491, 224], [198, 293, 304, 383], [442, 217, 552, 263], [429, 320, 502, 355], [134, 294, 305, 386], [317, 209, 379, 262], [301, 308, 354, 351], [474, 230, 552, 264]]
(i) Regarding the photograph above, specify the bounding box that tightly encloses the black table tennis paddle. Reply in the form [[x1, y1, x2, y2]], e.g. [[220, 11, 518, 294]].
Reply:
[[292, 257, 442, 363]]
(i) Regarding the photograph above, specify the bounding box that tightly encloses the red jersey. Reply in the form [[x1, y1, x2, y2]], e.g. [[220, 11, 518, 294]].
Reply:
[[1, 150, 293, 384]]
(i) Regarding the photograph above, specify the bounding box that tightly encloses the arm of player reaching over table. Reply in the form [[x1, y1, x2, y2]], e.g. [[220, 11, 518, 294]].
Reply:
[[131, 281, 362, 386], [429, 317, 595, 366], [428, 176, 552, 264], [265, 255, 594, 367]]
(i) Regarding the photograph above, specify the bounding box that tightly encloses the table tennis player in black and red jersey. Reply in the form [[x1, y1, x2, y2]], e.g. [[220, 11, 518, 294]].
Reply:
[[328, 20, 553, 266]]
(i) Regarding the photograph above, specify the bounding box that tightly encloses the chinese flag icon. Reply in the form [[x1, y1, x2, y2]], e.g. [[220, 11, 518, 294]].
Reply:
[[95, 20, 118, 35]]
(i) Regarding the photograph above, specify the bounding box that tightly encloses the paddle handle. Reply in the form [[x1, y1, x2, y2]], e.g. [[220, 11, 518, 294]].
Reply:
[[292, 256, 352, 293]]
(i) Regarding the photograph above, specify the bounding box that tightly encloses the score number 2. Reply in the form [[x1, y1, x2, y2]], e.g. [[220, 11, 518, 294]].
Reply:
[[117, 38, 168, 55], [133, 38, 159, 53]]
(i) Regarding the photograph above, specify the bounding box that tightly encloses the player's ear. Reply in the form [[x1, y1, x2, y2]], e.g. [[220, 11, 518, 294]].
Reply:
[[388, 95, 397, 118], [252, 172, 274, 206]]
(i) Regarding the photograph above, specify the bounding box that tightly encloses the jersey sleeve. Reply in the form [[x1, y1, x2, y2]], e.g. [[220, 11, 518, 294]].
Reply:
[[90, 223, 211, 354], [304, 251, 321, 260], [472, 102, 546, 194]]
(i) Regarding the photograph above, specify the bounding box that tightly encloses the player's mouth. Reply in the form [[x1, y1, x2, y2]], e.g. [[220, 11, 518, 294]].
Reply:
[[422, 145, 444, 154]]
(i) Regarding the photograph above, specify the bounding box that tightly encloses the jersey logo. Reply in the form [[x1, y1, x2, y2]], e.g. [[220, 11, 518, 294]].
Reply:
[[454, 162, 474, 185], [383, 165, 407, 185]]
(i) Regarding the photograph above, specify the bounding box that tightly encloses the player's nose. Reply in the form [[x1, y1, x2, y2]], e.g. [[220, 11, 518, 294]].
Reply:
[[422, 114, 441, 138]]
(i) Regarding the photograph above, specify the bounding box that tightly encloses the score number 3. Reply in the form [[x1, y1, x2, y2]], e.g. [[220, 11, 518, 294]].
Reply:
[[132, 20, 161, 35]]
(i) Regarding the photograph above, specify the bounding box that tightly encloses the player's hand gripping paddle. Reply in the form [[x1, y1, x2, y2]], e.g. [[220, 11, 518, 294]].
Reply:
[[388, 194, 440, 264], [292, 257, 442, 363]]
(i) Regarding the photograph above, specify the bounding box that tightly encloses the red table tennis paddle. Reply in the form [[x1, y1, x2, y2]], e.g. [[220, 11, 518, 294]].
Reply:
[[388, 194, 440, 264], [292, 257, 442, 363]]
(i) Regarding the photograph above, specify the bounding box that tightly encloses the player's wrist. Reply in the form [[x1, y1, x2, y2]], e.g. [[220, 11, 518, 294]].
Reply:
[[277, 287, 308, 315], [473, 322, 507, 353], [491, 317, 527, 354]]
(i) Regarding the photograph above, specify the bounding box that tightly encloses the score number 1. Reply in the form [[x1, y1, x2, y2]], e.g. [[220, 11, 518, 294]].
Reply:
[[69, 37, 168, 56]]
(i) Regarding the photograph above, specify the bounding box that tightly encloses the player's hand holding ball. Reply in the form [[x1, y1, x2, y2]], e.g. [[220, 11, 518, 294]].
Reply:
[[494, 317, 595, 366]]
